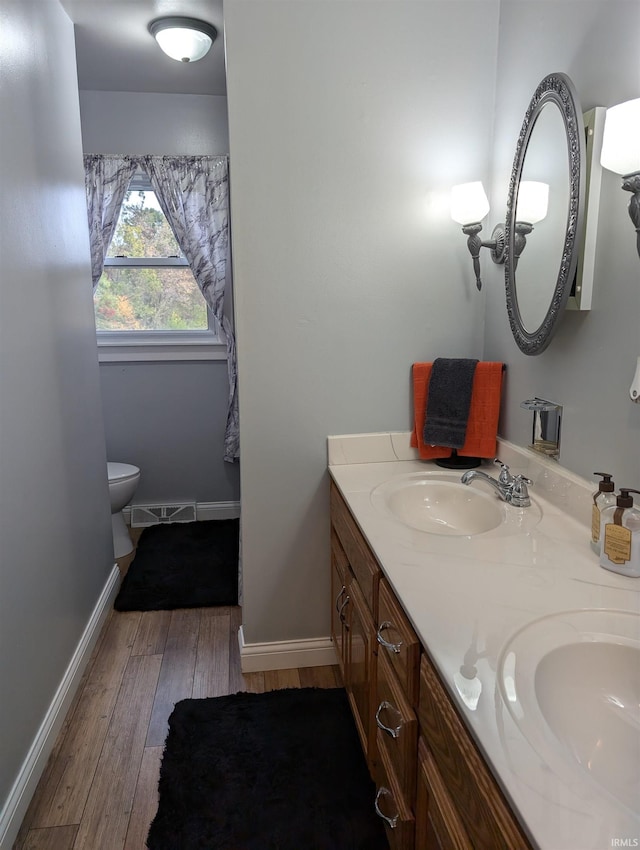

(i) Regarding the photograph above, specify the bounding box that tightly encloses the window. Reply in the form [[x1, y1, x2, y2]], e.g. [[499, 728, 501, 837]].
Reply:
[[95, 170, 224, 362]]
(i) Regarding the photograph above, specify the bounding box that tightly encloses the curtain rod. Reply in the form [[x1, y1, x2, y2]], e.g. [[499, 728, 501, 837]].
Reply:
[[83, 153, 229, 159]]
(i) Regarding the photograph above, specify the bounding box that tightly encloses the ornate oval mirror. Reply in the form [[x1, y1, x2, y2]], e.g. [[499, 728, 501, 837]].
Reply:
[[504, 73, 585, 355]]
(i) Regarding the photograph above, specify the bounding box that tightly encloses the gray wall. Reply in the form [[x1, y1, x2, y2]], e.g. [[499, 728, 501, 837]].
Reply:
[[100, 362, 239, 504], [224, 0, 501, 644], [0, 0, 113, 811], [79, 90, 240, 505], [227, 0, 639, 649], [79, 90, 230, 155], [484, 0, 640, 485]]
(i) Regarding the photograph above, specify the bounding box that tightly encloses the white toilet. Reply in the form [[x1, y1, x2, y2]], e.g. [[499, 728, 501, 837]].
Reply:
[[108, 462, 141, 558]]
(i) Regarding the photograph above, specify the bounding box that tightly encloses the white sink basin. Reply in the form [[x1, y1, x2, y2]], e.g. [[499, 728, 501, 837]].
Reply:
[[370, 472, 540, 537], [499, 609, 640, 812]]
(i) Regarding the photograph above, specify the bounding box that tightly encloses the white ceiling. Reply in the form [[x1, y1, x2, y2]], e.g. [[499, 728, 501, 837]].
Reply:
[[60, 0, 226, 96]]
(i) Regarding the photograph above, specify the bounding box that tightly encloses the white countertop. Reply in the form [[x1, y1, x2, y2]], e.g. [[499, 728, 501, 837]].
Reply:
[[328, 433, 640, 850]]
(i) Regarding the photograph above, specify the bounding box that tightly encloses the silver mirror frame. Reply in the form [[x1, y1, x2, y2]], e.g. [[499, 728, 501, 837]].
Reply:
[[504, 73, 585, 355]]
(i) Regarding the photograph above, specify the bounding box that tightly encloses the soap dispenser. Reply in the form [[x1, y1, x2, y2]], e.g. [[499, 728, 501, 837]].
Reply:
[[600, 488, 640, 578], [591, 472, 616, 555]]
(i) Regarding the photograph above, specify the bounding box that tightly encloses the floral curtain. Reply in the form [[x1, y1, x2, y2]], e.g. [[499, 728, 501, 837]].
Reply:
[[83, 155, 139, 290], [140, 155, 239, 462]]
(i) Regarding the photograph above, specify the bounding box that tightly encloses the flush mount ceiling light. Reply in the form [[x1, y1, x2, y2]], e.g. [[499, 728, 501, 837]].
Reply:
[[148, 17, 217, 63]]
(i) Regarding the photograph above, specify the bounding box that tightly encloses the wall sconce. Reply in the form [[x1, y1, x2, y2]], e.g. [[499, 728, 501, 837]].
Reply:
[[451, 182, 505, 291], [452, 181, 549, 291], [148, 17, 217, 63], [599, 97, 640, 260]]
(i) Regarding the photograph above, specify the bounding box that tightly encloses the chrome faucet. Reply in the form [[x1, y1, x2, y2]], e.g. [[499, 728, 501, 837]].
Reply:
[[461, 459, 531, 507]]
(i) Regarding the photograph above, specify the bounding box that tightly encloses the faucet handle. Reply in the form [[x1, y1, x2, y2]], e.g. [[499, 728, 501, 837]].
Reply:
[[510, 474, 532, 507], [493, 458, 513, 485]]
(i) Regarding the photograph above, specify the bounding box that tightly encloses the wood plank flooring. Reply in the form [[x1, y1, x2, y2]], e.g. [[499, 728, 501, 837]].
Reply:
[[14, 539, 341, 850]]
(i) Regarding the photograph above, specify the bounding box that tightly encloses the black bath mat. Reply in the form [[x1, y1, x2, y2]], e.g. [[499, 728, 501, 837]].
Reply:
[[113, 519, 239, 611], [147, 687, 388, 850]]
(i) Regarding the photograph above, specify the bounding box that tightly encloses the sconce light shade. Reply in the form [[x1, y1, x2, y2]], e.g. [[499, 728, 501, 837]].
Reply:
[[600, 98, 640, 176], [148, 17, 217, 63], [516, 181, 549, 224], [451, 182, 490, 225], [599, 97, 640, 262]]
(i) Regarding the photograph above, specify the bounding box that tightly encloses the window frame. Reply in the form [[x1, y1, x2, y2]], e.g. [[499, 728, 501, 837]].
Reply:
[[95, 172, 226, 363]]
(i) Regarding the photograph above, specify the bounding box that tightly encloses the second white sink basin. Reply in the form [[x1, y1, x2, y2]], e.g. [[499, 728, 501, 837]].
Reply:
[[370, 471, 541, 537], [499, 609, 640, 813]]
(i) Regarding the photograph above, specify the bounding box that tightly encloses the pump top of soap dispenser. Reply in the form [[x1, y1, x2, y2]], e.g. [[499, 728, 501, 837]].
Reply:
[[616, 489, 640, 508], [593, 472, 615, 493]]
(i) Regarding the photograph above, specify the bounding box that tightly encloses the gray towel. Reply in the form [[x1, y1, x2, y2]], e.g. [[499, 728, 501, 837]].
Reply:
[[423, 358, 479, 449]]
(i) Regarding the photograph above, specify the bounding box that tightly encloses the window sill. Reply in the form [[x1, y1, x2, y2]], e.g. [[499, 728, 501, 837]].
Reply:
[[97, 332, 227, 363]]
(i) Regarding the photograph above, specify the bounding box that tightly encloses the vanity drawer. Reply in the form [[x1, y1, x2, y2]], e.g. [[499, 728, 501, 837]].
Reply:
[[418, 654, 531, 850], [375, 647, 418, 803], [374, 736, 415, 850], [377, 578, 421, 707], [330, 482, 380, 619]]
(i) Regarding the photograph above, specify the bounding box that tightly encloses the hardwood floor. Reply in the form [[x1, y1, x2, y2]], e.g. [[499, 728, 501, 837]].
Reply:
[[14, 538, 341, 850]]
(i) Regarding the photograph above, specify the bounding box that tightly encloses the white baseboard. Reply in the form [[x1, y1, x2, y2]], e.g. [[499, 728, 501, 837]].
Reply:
[[123, 500, 240, 524], [0, 565, 121, 850], [197, 501, 241, 521], [238, 626, 338, 673]]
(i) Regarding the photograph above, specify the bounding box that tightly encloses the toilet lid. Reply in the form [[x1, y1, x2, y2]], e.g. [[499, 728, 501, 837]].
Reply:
[[108, 462, 140, 483]]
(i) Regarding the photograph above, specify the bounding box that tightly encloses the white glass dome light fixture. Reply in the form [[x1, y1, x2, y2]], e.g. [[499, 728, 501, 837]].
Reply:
[[148, 17, 217, 63]]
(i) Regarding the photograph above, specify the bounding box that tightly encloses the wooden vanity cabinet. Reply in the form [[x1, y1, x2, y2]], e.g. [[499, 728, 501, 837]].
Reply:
[[330, 480, 534, 850], [347, 576, 376, 763], [330, 527, 350, 678], [375, 648, 418, 803], [330, 482, 380, 771], [418, 654, 531, 850], [377, 578, 421, 708], [373, 577, 420, 849]]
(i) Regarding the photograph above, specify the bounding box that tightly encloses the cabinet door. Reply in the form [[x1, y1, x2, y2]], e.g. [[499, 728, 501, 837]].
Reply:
[[346, 575, 375, 768], [330, 530, 349, 676], [415, 738, 472, 850]]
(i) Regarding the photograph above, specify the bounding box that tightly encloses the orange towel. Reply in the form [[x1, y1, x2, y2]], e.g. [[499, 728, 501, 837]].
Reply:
[[410, 362, 504, 460]]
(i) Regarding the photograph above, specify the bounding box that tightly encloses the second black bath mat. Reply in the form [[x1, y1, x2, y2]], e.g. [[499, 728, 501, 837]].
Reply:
[[146, 687, 388, 850], [114, 518, 239, 611]]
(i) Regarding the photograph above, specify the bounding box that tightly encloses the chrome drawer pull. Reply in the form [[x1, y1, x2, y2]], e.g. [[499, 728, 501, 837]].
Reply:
[[334, 585, 346, 612], [374, 787, 399, 828], [338, 595, 350, 630], [375, 700, 403, 739], [376, 621, 403, 654]]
